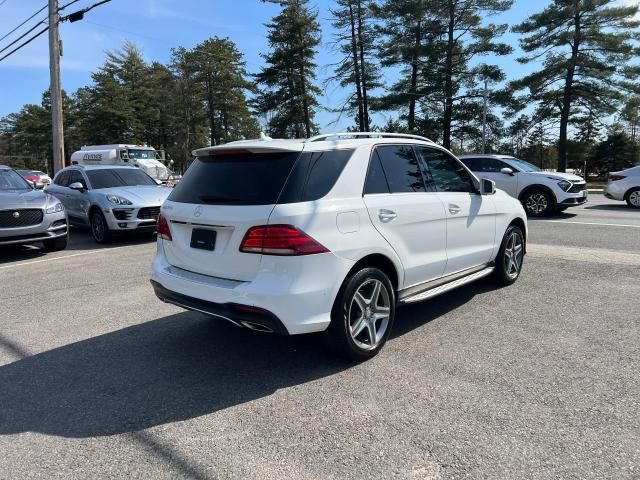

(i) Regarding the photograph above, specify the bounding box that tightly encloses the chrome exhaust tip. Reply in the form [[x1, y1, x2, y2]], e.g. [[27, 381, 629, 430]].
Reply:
[[240, 321, 274, 333]]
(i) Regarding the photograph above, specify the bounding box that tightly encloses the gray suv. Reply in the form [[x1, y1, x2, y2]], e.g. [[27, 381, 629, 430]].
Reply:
[[47, 165, 172, 243], [0, 165, 68, 251]]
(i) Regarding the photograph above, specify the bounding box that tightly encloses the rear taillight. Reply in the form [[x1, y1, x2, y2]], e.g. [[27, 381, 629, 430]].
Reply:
[[609, 175, 626, 181], [240, 225, 329, 256], [157, 214, 172, 241]]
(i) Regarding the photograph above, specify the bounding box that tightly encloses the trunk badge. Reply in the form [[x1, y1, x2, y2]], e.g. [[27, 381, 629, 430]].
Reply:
[[194, 206, 203, 218]]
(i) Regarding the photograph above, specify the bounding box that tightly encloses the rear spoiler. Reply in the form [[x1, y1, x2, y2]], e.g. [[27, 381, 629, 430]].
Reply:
[[193, 141, 304, 157]]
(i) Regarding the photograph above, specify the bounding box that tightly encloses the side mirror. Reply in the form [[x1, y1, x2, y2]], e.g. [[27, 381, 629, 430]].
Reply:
[[501, 167, 514, 176], [480, 178, 496, 195], [69, 182, 85, 191]]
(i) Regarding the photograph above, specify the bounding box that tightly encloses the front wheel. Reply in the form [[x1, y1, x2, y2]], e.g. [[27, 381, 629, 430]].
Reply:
[[523, 189, 554, 217], [323, 268, 395, 361], [492, 225, 525, 286], [626, 188, 640, 209], [90, 211, 112, 244]]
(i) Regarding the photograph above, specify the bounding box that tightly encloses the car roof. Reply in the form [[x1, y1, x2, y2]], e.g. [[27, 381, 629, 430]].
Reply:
[[193, 132, 438, 156], [66, 165, 138, 171], [458, 154, 517, 160]]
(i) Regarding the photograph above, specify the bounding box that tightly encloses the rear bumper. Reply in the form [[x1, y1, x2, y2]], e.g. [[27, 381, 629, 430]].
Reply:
[[150, 246, 354, 335], [151, 280, 289, 334], [603, 184, 626, 201]]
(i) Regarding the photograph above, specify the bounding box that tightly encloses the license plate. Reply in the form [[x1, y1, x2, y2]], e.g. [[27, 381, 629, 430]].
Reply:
[[190, 228, 217, 251]]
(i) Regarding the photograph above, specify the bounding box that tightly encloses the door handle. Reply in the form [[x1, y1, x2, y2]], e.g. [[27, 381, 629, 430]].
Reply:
[[378, 209, 397, 222], [448, 204, 461, 215]]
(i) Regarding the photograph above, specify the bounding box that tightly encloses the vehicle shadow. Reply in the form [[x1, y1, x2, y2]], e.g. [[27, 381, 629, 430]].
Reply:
[[0, 312, 349, 438], [0, 280, 498, 439], [584, 204, 630, 211], [0, 229, 156, 265]]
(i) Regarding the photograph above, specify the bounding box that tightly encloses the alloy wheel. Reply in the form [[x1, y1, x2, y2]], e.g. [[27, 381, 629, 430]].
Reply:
[[348, 279, 391, 351], [92, 214, 105, 242], [525, 192, 548, 215], [503, 231, 524, 280], [629, 190, 640, 207]]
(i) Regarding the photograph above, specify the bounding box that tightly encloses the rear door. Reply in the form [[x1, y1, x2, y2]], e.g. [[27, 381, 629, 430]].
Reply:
[[362, 145, 448, 287], [161, 148, 302, 282], [418, 147, 496, 275]]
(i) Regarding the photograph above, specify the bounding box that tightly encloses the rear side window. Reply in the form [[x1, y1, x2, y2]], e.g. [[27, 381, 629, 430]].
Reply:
[[460, 157, 483, 171], [364, 151, 390, 194], [169, 152, 300, 205], [278, 149, 353, 203], [375, 145, 426, 193]]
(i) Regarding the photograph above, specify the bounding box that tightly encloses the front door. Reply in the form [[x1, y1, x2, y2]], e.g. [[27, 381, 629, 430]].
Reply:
[[417, 147, 497, 275]]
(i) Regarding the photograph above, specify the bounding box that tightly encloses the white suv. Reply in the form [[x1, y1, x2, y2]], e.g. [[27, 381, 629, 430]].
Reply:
[[459, 155, 588, 216], [151, 133, 527, 359]]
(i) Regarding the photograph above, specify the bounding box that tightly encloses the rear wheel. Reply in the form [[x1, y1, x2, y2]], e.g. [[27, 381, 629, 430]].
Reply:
[[90, 210, 112, 244], [323, 268, 395, 361], [626, 188, 640, 209], [492, 225, 525, 286], [42, 235, 68, 252], [523, 189, 555, 217]]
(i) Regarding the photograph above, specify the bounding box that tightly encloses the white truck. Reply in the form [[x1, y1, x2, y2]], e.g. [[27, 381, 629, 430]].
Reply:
[[70, 144, 170, 183]]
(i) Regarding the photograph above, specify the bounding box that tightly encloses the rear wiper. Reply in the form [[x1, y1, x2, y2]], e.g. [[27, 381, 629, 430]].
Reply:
[[199, 195, 239, 204]]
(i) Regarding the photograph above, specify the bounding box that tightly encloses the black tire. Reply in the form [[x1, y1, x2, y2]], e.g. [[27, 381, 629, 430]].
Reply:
[[42, 235, 68, 252], [492, 225, 525, 286], [557, 207, 568, 212], [323, 267, 396, 361], [522, 189, 555, 217], [90, 210, 112, 244], [625, 188, 640, 209]]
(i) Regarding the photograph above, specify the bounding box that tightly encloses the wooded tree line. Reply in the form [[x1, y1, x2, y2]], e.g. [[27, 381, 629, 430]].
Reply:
[[1, 0, 640, 175]]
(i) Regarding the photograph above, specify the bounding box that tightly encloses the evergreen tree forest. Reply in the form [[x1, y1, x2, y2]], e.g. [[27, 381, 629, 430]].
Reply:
[[1, 0, 640, 175]]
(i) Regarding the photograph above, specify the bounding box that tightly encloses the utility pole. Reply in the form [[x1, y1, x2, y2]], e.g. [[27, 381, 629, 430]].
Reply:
[[48, 0, 65, 174], [482, 78, 488, 154]]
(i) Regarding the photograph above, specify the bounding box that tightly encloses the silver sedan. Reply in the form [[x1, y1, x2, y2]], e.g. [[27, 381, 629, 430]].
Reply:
[[46, 165, 172, 243], [0, 165, 68, 251]]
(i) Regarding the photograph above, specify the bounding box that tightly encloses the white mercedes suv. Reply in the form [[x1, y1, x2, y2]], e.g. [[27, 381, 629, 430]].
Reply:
[[459, 155, 588, 216], [151, 133, 527, 359]]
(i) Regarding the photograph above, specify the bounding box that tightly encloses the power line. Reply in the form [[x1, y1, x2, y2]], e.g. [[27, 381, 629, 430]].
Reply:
[[60, 0, 112, 22], [0, 3, 47, 43], [0, 18, 47, 55], [0, 26, 48, 62]]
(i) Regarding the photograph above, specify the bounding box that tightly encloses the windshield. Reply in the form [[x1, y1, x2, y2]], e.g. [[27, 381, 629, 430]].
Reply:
[[125, 149, 158, 161], [504, 158, 542, 173], [86, 169, 158, 189], [0, 169, 32, 190]]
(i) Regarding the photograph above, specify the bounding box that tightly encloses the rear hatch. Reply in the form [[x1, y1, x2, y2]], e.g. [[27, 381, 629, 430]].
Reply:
[[161, 144, 303, 282]]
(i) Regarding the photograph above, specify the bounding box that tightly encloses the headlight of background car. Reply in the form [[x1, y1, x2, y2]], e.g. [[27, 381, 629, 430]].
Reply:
[[557, 180, 572, 192], [106, 194, 133, 205], [45, 202, 64, 214]]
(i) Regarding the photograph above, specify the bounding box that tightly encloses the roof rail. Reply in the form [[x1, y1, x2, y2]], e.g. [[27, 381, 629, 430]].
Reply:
[[305, 132, 434, 143]]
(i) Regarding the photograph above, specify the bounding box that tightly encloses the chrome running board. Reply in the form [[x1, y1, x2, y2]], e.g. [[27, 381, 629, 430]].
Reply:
[[399, 267, 494, 304]]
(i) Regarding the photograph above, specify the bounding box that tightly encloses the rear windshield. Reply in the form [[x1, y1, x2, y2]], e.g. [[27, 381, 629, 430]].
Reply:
[[169, 152, 301, 205], [87, 169, 158, 189]]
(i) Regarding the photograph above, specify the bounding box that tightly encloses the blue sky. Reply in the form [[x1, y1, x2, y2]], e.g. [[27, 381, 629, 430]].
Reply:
[[0, 0, 592, 130]]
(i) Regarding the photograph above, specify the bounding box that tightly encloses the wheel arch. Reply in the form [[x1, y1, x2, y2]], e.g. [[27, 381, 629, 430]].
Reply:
[[623, 186, 640, 200], [347, 253, 401, 293], [518, 184, 557, 208]]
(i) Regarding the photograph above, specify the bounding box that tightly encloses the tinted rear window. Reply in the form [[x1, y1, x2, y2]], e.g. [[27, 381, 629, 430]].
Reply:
[[169, 152, 300, 205], [375, 145, 426, 193]]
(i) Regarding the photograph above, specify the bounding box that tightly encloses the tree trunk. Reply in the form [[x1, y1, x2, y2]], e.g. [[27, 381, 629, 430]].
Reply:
[[559, 4, 581, 173], [356, 0, 370, 131], [443, 1, 455, 150], [348, 2, 365, 131], [408, 20, 421, 132]]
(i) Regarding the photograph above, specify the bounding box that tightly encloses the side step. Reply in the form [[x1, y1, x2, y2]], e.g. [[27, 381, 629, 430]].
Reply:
[[399, 267, 495, 305]]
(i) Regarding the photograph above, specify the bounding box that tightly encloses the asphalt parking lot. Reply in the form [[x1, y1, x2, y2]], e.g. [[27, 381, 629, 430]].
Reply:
[[1, 193, 638, 479]]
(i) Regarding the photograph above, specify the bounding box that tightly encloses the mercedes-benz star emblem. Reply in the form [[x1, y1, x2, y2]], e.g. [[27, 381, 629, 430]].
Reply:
[[12, 212, 20, 219], [194, 206, 203, 218]]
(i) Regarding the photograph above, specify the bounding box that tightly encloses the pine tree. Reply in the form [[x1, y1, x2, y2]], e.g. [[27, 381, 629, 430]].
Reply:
[[254, 0, 321, 138], [328, 0, 381, 131], [191, 37, 259, 146], [511, 0, 640, 172]]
